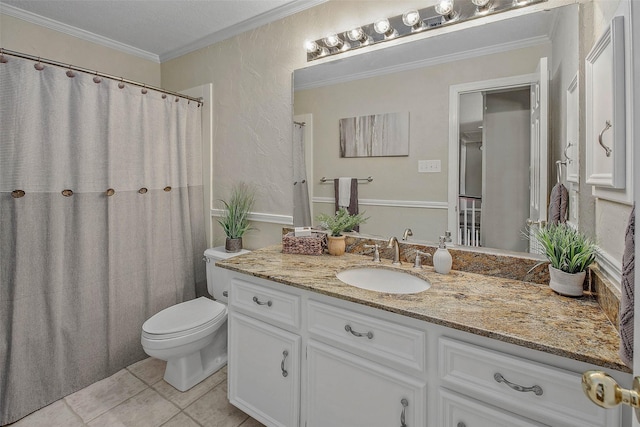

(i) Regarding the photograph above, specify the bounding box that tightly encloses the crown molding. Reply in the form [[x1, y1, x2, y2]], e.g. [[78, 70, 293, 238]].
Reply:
[[159, 0, 328, 62], [295, 35, 550, 91], [0, 3, 160, 63], [1, 0, 327, 64]]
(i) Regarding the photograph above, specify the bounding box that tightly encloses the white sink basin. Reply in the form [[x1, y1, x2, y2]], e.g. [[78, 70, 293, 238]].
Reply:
[[336, 267, 431, 294]]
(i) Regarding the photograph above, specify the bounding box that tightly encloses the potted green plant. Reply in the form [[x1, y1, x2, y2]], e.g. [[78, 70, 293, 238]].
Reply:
[[218, 182, 256, 252], [316, 208, 368, 256], [530, 224, 598, 296]]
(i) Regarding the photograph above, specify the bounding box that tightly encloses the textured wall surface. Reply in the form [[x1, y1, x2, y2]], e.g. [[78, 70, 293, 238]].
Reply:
[[160, 0, 429, 248]]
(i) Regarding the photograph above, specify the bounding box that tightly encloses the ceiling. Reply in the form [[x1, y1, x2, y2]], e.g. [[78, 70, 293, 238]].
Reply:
[[0, 0, 326, 62]]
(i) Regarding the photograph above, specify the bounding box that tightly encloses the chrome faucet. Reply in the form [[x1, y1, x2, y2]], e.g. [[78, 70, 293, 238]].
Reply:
[[402, 228, 413, 241], [387, 236, 401, 265]]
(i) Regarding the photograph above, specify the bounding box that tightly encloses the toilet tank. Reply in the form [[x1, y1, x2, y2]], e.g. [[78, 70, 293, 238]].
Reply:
[[204, 246, 250, 303]]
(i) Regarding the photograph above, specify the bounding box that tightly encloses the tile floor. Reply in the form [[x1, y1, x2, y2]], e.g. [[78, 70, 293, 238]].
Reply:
[[11, 358, 264, 427]]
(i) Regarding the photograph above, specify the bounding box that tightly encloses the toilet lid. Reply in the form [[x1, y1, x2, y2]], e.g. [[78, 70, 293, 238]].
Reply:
[[142, 297, 226, 336]]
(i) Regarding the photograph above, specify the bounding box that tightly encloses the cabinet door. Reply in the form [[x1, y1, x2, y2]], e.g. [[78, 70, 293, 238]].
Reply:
[[228, 311, 300, 427], [439, 388, 547, 427], [306, 340, 426, 427]]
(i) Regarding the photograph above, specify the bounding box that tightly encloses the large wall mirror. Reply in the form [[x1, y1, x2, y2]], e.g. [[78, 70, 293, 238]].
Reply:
[[293, 3, 579, 255]]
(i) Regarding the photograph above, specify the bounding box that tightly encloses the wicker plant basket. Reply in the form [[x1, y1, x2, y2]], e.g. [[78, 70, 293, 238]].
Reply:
[[282, 232, 326, 255]]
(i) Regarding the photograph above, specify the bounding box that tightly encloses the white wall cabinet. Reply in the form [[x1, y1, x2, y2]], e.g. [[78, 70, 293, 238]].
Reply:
[[585, 15, 626, 189], [226, 271, 627, 427]]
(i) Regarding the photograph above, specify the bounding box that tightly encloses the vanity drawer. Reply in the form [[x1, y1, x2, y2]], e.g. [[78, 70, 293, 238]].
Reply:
[[307, 300, 425, 372], [229, 276, 300, 330], [438, 337, 619, 427]]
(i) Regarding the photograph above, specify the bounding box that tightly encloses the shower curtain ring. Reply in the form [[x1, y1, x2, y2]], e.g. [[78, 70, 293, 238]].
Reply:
[[141, 85, 147, 94], [0, 49, 7, 63], [66, 65, 75, 78], [93, 72, 102, 84], [118, 78, 125, 89], [34, 57, 44, 70]]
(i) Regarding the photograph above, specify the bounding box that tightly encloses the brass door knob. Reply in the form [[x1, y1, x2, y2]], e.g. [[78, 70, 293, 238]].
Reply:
[[582, 371, 640, 421]]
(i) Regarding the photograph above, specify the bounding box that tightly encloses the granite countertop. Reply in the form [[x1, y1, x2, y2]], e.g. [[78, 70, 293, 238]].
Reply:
[[218, 245, 628, 373]]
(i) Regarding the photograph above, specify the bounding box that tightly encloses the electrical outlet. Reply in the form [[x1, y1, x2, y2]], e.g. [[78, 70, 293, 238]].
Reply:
[[418, 160, 441, 173]]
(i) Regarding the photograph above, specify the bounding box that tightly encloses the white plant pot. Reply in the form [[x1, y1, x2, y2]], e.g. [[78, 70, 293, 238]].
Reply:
[[548, 265, 586, 297]]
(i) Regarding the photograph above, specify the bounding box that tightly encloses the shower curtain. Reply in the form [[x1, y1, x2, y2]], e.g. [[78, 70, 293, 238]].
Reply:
[[0, 56, 206, 425], [293, 122, 311, 226]]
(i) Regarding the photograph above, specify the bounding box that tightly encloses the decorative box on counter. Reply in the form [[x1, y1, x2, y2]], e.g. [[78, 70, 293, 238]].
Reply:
[[282, 231, 326, 255]]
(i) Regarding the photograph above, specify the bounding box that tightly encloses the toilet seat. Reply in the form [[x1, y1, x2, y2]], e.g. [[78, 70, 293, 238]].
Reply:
[[142, 297, 226, 340]]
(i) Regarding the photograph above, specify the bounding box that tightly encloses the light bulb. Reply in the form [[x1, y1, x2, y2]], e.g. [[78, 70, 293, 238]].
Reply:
[[304, 40, 328, 57], [347, 27, 371, 45], [402, 9, 422, 29], [435, 0, 454, 16], [373, 18, 397, 39], [435, 0, 458, 21], [323, 34, 341, 48], [471, 0, 492, 13]]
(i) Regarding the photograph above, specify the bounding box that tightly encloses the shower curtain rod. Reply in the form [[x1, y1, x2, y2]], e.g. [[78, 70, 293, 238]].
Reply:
[[0, 48, 203, 104]]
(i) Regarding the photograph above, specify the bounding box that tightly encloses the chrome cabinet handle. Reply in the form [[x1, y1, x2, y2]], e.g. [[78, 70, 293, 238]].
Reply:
[[345, 324, 373, 339], [400, 398, 408, 427], [280, 350, 288, 377], [494, 373, 543, 396], [252, 296, 272, 307], [598, 120, 613, 157]]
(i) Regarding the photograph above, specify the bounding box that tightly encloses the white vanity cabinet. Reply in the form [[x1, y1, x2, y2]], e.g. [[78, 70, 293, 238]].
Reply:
[[225, 270, 627, 427], [438, 337, 621, 427], [306, 340, 426, 427], [227, 276, 301, 427], [305, 300, 427, 427]]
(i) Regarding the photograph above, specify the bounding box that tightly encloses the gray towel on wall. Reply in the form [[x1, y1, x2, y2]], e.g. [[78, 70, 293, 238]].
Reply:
[[619, 205, 635, 368], [333, 178, 359, 232], [548, 183, 568, 225]]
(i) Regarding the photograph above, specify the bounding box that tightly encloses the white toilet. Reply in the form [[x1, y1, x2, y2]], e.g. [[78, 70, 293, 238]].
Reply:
[[141, 246, 248, 391]]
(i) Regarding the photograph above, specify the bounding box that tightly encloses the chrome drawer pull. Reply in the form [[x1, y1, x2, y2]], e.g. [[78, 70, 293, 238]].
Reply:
[[281, 350, 289, 377], [252, 296, 272, 307], [345, 324, 373, 339], [494, 373, 543, 396], [400, 398, 408, 427]]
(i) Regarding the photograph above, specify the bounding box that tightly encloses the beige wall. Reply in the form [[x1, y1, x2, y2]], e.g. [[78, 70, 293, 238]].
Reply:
[[295, 44, 550, 242], [3, 0, 633, 274], [160, 1, 429, 249], [0, 13, 161, 85]]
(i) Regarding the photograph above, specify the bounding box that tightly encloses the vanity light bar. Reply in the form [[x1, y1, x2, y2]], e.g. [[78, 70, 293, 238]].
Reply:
[[305, 0, 547, 61]]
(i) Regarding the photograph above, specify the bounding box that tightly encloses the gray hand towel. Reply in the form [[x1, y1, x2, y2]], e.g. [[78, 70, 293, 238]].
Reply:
[[548, 183, 568, 225], [333, 178, 359, 232], [619, 205, 635, 368]]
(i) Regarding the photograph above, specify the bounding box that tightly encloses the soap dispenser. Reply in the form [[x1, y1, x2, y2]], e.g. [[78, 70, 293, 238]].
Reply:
[[433, 236, 452, 274]]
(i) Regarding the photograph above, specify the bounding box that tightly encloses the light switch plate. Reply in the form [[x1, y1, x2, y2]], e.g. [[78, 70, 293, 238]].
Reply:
[[419, 160, 441, 173]]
